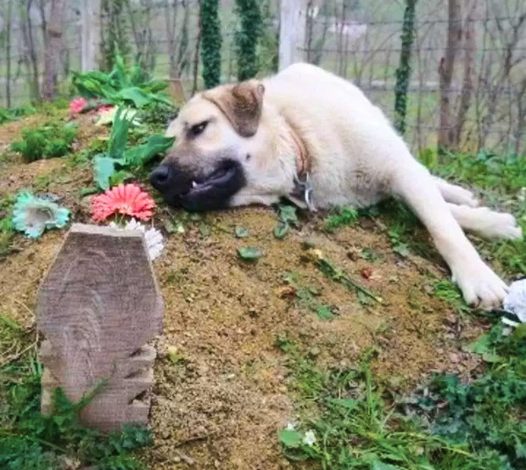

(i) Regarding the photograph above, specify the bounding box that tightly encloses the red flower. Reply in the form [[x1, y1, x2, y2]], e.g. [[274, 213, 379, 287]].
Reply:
[[69, 97, 88, 115], [91, 184, 156, 222]]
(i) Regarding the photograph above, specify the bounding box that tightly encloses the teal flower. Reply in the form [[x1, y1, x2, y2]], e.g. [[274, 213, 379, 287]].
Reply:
[[12, 192, 70, 239]]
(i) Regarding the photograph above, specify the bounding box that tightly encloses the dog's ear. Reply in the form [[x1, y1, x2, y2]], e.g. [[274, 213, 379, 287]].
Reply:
[[205, 80, 265, 137]]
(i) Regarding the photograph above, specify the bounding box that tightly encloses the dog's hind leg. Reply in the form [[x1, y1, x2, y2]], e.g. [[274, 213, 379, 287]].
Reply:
[[391, 160, 507, 309], [448, 203, 522, 240], [433, 176, 479, 207]]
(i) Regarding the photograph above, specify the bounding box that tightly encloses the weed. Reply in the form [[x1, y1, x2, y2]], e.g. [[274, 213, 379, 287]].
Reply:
[[307, 248, 383, 304], [234, 226, 249, 238], [432, 279, 471, 316], [0, 106, 36, 124], [10, 122, 77, 162], [283, 272, 336, 320], [324, 206, 359, 232], [404, 323, 526, 469], [0, 196, 15, 258]]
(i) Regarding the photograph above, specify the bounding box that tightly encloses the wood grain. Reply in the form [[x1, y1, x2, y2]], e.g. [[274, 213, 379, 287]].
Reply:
[[37, 224, 163, 431]]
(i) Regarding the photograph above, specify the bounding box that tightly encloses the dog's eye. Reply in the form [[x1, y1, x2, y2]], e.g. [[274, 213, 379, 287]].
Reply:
[[189, 121, 208, 137]]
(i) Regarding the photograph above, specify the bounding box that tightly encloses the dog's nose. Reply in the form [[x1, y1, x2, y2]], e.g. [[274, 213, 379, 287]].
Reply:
[[150, 164, 173, 192]]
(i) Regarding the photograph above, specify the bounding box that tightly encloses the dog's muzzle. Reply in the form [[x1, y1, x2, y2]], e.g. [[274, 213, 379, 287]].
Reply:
[[150, 159, 246, 211]]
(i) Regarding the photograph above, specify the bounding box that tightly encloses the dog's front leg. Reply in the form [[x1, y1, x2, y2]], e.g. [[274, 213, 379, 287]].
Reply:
[[391, 162, 507, 309]]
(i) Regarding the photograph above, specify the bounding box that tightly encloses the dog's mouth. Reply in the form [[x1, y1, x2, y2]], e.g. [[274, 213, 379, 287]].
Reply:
[[175, 159, 246, 211], [183, 163, 238, 198]]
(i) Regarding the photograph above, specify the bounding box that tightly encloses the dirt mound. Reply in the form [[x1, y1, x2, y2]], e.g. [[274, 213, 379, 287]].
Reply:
[[0, 116, 484, 469]]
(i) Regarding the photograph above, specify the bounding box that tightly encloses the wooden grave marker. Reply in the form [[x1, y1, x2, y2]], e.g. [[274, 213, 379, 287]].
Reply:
[[37, 223, 163, 431]]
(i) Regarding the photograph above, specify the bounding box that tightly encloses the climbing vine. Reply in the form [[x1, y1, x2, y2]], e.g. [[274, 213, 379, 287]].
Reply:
[[100, 0, 131, 71], [234, 0, 263, 81], [200, 0, 222, 89], [394, 0, 418, 135]]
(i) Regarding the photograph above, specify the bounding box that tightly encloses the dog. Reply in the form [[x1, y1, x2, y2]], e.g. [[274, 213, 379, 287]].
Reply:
[[150, 63, 522, 309]]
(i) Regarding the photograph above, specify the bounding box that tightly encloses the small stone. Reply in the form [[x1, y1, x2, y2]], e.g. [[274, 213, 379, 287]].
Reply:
[[449, 352, 460, 363]]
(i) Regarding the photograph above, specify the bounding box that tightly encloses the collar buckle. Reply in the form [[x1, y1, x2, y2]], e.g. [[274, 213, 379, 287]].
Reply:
[[293, 173, 316, 212]]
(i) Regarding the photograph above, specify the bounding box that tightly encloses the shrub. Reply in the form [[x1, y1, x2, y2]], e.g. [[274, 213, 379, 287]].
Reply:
[[10, 122, 77, 162]]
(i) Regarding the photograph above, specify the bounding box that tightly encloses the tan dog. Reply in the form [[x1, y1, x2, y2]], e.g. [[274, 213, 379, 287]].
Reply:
[[150, 63, 522, 309]]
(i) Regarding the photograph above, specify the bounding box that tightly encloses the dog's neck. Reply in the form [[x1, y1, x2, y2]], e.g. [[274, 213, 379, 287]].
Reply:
[[261, 104, 310, 177], [258, 104, 314, 209]]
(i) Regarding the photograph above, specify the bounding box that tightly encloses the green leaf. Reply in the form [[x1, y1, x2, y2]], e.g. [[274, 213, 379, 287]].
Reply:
[[108, 108, 134, 158], [93, 155, 116, 190], [278, 429, 303, 449], [371, 461, 401, 470], [235, 226, 249, 238], [124, 135, 175, 166], [109, 170, 134, 187], [274, 221, 290, 239], [237, 247, 263, 261], [392, 243, 410, 258], [278, 204, 298, 225], [117, 87, 152, 108], [315, 305, 334, 320]]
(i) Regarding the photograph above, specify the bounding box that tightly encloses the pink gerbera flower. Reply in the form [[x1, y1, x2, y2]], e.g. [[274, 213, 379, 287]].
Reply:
[[91, 184, 156, 222], [69, 97, 88, 115]]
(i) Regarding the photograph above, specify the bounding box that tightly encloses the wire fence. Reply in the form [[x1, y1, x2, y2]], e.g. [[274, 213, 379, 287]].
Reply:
[[0, 0, 525, 155]]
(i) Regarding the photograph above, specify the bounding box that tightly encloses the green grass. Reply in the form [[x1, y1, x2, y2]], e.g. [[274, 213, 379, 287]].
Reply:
[[283, 272, 337, 320], [277, 324, 526, 469]]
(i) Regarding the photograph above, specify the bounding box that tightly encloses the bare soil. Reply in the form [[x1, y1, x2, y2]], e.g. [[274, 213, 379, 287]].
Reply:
[[0, 116, 485, 469]]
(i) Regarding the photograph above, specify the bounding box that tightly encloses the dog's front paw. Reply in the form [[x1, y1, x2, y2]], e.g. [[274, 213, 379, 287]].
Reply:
[[452, 261, 508, 310]]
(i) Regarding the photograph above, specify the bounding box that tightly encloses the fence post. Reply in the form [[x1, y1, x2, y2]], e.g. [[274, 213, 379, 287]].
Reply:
[[37, 224, 163, 431], [278, 0, 307, 70], [81, 0, 101, 72]]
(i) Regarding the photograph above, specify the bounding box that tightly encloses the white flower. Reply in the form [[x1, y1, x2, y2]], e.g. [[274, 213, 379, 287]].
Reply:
[[285, 422, 296, 431], [109, 219, 164, 261], [302, 430, 317, 446], [503, 279, 526, 323]]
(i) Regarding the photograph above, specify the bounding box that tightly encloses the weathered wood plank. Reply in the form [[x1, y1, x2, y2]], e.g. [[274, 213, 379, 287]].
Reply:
[[37, 223, 163, 431]]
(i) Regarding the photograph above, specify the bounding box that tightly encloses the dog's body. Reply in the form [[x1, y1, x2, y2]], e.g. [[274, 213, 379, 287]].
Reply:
[[151, 63, 522, 308]]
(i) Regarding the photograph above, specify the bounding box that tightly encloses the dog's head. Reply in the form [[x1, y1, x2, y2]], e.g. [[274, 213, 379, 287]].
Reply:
[[150, 80, 267, 211]]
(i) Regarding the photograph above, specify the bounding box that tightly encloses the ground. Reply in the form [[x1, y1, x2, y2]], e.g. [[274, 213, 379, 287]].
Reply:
[[0, 111, 523, 469]]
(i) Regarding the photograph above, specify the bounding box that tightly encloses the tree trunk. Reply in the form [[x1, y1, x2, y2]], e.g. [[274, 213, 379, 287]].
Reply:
[[438, 0, 461, 151], [5, 0, 13, 107], [81, 0, 101, 72], [453, 0, 477, 148], [42, 0, 67, 101], [21, 0, 41, 102], [164, 0, 179, 78]]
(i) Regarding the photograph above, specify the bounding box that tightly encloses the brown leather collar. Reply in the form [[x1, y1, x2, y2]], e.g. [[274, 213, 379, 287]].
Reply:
[[288, 125, 310, 177]]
